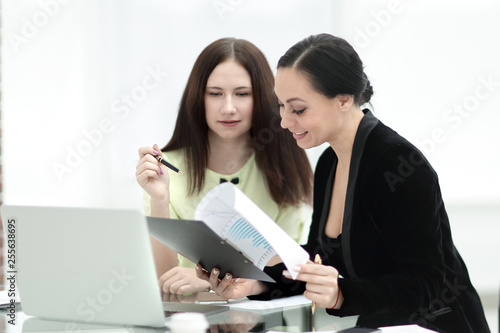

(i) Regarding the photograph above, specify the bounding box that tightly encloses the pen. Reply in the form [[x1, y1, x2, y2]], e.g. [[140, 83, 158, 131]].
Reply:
[[155, 155, 184, 175], [311, 254, 322, 315]]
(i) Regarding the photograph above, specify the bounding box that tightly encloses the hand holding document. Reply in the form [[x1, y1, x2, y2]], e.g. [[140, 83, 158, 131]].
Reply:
[[195, 182, 310, 279], [148, 182, 309, 282]]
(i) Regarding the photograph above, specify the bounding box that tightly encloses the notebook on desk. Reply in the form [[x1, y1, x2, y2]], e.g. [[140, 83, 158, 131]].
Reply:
[[0, 205, 228, 328]]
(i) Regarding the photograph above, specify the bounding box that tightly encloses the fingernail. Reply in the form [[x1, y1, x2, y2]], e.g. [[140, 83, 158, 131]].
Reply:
[[294, 266, 301, 272], [234, 278, 240, 283], [283, 270, 291, 277], [195, 265, 199, 270], [160, 169, 164, 175], [212, 269, 218, 275], [153, 150, 159, 155], [225, 274, 231, 280]]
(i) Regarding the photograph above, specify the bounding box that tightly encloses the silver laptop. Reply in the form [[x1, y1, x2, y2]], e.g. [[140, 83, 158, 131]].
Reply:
[[0, 205, 227, 328]]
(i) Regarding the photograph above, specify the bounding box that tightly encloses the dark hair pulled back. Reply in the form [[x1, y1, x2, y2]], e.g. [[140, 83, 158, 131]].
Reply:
[[278, 33, 373, 105]]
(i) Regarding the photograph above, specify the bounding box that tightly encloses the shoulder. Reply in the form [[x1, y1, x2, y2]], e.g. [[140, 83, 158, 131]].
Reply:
[[365, 121, 428, 167], [367, 121, 414, 153], [362, 121, 439, 193]]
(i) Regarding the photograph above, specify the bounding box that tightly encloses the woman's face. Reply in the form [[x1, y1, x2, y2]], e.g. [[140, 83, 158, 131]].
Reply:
[[205, 59, 253, 143], [275, 67, 344, 149]]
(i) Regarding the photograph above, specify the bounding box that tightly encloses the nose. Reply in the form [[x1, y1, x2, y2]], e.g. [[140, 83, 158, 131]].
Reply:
[[221, 96, 236, 114], [280, 108, 294, 129]]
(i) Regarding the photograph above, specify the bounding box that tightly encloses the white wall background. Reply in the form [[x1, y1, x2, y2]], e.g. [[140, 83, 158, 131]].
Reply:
[[2, 0, 499, 328], [2, 0, 338, 208], [3, 0, 499, 208]]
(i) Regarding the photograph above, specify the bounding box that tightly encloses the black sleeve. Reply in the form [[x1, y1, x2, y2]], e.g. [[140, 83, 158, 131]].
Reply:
[[247, 263, 306, 300]]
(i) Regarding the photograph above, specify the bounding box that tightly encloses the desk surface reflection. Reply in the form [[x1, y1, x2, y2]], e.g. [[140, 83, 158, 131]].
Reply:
[[1, 294, 359, 332]]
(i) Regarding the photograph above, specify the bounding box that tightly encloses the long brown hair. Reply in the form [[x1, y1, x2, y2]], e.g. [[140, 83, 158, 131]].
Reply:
[[163, 38, 312, 206]]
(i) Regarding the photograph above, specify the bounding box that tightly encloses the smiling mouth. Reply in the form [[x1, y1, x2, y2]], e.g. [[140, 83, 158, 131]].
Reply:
[[291, 131, 308, 140]]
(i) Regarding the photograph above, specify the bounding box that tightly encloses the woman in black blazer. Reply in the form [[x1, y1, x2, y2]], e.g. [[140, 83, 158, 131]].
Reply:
[[197, 33, 490, 333]]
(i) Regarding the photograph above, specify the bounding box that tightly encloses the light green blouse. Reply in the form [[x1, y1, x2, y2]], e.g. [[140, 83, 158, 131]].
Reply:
[[143, 149, 312, 268]]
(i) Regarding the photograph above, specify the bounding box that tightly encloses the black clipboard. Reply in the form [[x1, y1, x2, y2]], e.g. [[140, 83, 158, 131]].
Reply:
[[146, 217, 275, 283]]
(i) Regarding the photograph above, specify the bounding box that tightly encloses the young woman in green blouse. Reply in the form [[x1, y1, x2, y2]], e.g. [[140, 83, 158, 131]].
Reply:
[[136, 38, 313, 295]]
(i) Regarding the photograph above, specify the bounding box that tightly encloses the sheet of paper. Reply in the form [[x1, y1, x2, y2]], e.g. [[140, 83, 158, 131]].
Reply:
[[195, 188, 276, 268], [195, 183, 310, 278], [227, 295, 311, 311], [378, 325, 438, 332], [267, 331, 336, 333]]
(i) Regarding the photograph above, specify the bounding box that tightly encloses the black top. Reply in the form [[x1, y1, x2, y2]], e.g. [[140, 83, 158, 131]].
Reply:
[[254, 110, 490, 332]]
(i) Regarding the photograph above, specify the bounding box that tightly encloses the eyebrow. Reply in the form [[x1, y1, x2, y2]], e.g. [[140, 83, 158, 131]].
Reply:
[[286, 97, 306, 103], [206, 86, 252, 90]]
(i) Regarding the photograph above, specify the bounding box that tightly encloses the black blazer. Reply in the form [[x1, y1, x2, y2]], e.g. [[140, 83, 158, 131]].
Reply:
[[257, 110, 490, 333]]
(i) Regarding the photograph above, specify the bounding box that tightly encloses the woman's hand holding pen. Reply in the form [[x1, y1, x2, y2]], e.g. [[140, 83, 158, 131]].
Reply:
[[136, 144, 171, 203], [283, 261, 343, 310]]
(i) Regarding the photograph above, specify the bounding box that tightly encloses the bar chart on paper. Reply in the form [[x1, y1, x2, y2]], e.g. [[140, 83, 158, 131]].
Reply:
[[195, 182, 311, 280], [226, 218, 272, 250], [195, 197, 276, 268]]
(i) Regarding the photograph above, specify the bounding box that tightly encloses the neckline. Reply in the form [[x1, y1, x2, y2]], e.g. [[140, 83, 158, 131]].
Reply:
[[318, 109, 378, 279], [319, 110, 376, 235], [206, 153, 255, 178]]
